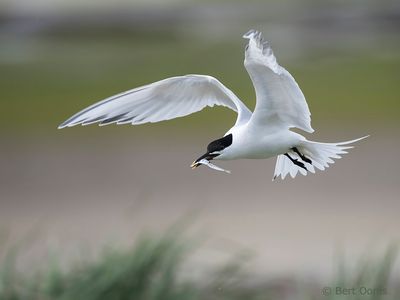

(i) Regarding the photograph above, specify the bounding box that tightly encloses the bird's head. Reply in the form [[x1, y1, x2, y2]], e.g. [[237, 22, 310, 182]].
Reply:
[[190, 134, 232, 169]]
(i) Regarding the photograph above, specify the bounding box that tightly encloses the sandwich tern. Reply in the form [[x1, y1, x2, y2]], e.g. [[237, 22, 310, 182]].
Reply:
[[59, 29, 367, 180]]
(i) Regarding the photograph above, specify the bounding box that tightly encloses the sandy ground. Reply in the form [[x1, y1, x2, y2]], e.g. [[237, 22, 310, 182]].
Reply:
[[1, 128, 399, 279]]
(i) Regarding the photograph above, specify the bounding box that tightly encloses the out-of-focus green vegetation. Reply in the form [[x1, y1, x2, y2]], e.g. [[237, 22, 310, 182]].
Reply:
[[0, 229, 398, 299], [1, 32, 399, 135]]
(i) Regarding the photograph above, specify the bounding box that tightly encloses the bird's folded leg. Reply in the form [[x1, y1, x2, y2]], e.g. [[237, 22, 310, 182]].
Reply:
[[284, 153, 307, 171], [291, 147, 312, 164]]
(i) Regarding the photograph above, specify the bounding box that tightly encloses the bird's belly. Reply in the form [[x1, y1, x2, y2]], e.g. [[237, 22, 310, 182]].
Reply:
[[238, 140, 287, 159], [218, 130, 300, 160]]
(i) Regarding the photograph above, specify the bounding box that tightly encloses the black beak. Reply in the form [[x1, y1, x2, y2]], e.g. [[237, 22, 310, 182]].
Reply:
[[190, 152, 219, 169]]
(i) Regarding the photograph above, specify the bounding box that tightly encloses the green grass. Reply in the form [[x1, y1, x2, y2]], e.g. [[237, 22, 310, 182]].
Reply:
[[0, 228, 398, 300], [328, 244, 399, 300]]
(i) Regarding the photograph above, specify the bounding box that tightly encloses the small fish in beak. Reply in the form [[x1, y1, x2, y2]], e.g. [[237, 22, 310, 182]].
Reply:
[[190, 134, 233, 173], [191, 151, 217, 168], [190, 158, 231, 174]]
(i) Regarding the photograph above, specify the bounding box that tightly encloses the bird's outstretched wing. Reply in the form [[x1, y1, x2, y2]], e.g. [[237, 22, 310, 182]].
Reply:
[[58, 74, 252, 129], [243, 30, 314, 133]]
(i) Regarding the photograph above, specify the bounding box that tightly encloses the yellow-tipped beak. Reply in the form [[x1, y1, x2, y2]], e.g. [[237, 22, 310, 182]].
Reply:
[[190, 161, 200, 169]]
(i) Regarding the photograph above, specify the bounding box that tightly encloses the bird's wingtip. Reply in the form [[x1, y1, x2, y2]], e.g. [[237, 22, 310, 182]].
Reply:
[[243, 29, 259, 39], [58, 120, 72, 129]]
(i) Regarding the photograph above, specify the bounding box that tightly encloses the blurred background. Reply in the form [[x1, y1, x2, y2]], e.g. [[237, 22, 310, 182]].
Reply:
[[1, 0, 400, 298]]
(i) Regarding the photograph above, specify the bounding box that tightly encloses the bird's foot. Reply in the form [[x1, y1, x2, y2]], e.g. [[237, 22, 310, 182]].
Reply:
[[291, 147, 312, 164], [284, 153, 307, 171]]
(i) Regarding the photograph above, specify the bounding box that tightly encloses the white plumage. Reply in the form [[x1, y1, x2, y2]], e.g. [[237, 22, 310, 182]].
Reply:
[[59, 29, 367, 180], [58, 75, 251, 128]]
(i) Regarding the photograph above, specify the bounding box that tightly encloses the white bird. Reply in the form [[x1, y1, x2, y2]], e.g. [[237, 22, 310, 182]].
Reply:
[[59, 29, 367, 180]]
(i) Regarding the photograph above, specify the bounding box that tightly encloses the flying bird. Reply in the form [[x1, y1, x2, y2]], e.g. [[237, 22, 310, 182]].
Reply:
[[59, 30, 367, 180]]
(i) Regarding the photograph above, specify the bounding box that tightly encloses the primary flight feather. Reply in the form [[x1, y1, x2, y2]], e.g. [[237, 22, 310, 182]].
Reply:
[[59, 29, 367, 180]]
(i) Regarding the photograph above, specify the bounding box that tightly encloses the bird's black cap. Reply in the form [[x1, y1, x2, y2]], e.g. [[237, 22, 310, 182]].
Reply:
[[191, 134, 233, 168]]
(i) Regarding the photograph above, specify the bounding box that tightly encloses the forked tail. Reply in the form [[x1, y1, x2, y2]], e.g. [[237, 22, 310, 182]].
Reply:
[[273, 136, 368, 180]]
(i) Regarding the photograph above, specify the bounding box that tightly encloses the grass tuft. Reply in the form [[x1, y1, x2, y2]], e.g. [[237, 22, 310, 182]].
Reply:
[[0, 231, 398, 300]]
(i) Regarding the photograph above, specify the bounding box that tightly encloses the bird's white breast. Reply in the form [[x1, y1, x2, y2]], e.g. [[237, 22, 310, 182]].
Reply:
[[217, 124, 304, 160]]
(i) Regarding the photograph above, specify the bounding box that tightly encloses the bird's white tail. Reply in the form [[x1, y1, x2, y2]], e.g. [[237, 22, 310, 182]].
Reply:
[[273, 136, 368, 180]]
